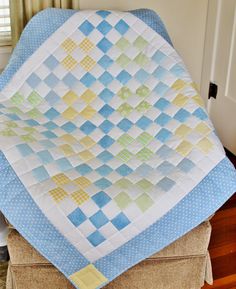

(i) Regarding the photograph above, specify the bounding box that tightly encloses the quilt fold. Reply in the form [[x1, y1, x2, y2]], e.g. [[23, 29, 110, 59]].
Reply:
[[0, 8, 235, 289]]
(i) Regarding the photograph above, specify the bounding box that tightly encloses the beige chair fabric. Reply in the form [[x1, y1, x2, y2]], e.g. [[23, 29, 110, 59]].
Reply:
[[9, 0, 80, 46], [6, 221, 213, 289]]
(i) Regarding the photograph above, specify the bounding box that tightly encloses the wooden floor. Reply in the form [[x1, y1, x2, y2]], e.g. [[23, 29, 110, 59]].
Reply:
[[203, 150, 236, 289]]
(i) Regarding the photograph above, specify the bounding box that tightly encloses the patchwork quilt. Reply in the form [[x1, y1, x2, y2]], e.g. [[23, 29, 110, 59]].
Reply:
[[0, 8, 236, 289]]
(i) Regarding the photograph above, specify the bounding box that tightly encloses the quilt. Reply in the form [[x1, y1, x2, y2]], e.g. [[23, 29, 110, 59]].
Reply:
[[0, 8, 236, 289]]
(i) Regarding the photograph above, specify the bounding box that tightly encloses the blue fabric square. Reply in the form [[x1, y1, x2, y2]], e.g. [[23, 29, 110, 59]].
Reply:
[[92, 191, 111, 208], [193, 108, 208, 120], [80, 121, 96, 134], [27, 73, 41, 88], [158, 161, 175, 174], [40, 140, 55, 149], [135, 69, 149, 82], [68, 208, 87, 227], [117, 70, 131, 85], [25, 119, 39, 126], [155, 128, 172, 142], [117, 119, 133, 132], [99, 72, 113, 86], [99, 88, 114, 103], [45, 91, 60, 106], [116, 164, 133, 176], [158, 177, 175, 191], [81, 73, 96, 87], [63, 73, 77, 87], [154, 82, 169, 96], [157, 145, 173, 159], [99, 104, 114, 118], [16, 144, 33, 156], [153, 66, 167, 79], [37, 150, 53, 164], [136, 164, 153, 177], [87, 231, 105, 246], [96, 10, 111, 18], [98, 55, 113, 69], [136, 116, 152, 129], [45, 108, 59, 120], [98, 135, 114, 148], [97, 38, 112, 53], [56, 158, 72, 171], [79, 20, 94, 36], [96, 165, 112, 176], [112, 213, 130, 230], [44, 55, 59, 70], [97, 151, 113, 162], [152, 51, 166, 63], [154, 98, 170, 111], [115, 20, 129, 35], [97, 20, 112, 35], [94, 178, 112, 190], [155, 113, 171, 126], [174, 108, 190, 122], [170, 64, 185, 77], [99, 120, 114, 134], [5, 113, 20, 121], [177, 159, 195, 172], [90, 211, 109, 229], [44, 121, 58, 130], [45, 73, 59, 88], [61, 122, 77, 133], [32, 166, 49, 182], [75, 164, 92, 175], [42, 131, 57, 139]]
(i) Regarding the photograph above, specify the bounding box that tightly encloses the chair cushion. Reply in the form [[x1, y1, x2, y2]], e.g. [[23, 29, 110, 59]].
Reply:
[[8, 221, 211, 266]]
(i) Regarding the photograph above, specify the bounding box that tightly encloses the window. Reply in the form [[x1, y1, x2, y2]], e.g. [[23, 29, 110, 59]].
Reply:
[[0, 0, 11, 46]]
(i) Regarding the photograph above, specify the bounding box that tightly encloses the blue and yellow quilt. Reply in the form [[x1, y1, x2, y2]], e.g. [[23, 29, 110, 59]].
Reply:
[[0, 9, 235, 289]]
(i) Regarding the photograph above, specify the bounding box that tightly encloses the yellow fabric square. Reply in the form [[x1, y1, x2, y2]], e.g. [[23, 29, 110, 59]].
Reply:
[[62, 55, 77, 70], [62, 107, 78, 120], [80, 56, 96, 71], [80, 136, 96, 148], [60, 144, 75, 156], [70, 264, 108, 289], [63, 91, 78, 105], [80, 106, 96, 119], [195, 123, 211, 135], [78, 150, 94, 161], [49, 187, 68, 203], [172, 94, 188, 107], [61, 38, 77, 53], [81, 89, 97, 104], [52, 174, 71, 186], [71, 190, 90, 205], [79, 38, 94, 52], [176, 140, 193, 156], [197, 138, 213, 153], [74, 177, 91, 188], [192, 95, 204, 107], [171, 79, 186, 91], [61, 134, 77, 144], [175, 124, 192, 138]]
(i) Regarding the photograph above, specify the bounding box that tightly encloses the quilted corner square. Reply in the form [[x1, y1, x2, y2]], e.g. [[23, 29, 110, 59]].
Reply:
[[69, 264, 108, 289]]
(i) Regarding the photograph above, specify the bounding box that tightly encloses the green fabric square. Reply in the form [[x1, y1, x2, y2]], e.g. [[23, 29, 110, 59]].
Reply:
[[136, 179, 153, 191], [27, 108, 42, 118], [135, 193, 153, 212], [137, 132, 153, 146], [21, 134, 36, 142], [116, 149, 133, 162], [134, 36, 148, 50], [28, 91, 43, 106], [115, 178, 133, 189], [136, 85, 150, 97], [136, 147, 154, 161], [136, 101, 151, 113], [0, 129, 17, 137], [134, 53, 149, 66], [118, 103, 133, 117], [118, 134, 134, 147], [118, 87, 132, 100], [10, 93, 24, 106], [116, 38, 130, 50], [115, 192, 132, 209], [116, 54, 131, 68]]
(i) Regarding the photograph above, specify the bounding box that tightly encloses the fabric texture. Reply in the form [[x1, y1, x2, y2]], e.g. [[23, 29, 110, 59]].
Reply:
[[6, 221, 212, 289], [0, 9, 235, 289]]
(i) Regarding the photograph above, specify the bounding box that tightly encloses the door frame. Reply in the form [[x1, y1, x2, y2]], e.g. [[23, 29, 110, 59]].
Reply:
[[200, 0, 219, 110]]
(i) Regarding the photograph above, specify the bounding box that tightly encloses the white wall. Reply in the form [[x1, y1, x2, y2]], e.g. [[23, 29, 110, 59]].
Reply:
[[79, 0, 209, 88]]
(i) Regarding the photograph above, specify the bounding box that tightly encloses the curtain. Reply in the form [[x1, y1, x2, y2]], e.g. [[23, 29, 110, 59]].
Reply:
[[10, 0, 80, 47]]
